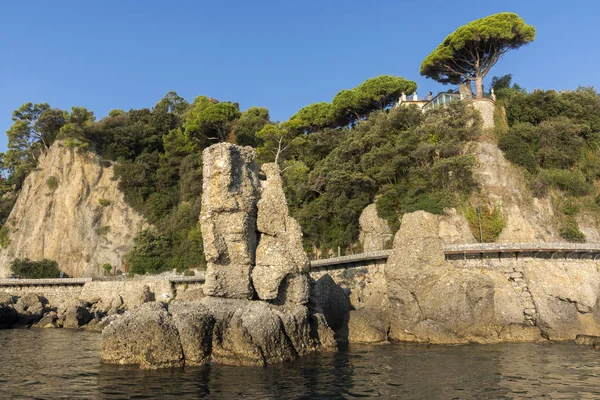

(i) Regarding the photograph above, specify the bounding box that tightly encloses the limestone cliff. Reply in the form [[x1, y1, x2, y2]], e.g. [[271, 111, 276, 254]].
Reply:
[[473, 141, 560, 242], [0, 141, 148, 277]]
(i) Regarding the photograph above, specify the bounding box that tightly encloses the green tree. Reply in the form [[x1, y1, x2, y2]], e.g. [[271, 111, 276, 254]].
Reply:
[[256, 123, 295, 164], [232, 106, 270, 147], [421, 12, 535, 98], [184, 97, 241, 144]]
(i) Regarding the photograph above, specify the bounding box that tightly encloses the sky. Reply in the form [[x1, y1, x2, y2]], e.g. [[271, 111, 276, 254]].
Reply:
[[0, 0, 598, 152]]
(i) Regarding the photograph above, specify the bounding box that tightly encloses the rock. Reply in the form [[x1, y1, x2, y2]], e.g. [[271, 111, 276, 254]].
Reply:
[[310, 312, 338, 351], [0, 291, 14, 305], [200, 143, 260, 299], [0, 303, 17, 328], [0, 140, 149, 278], [311, 274, 351, 335], [385, 211, 497, 343], [175, 288, 205, 302], [521, 260, 600, 340], [201, 297, 297, 366], [33, 311, 58, 329], [59, 300, 93, 329], [575, 334, 600, 346], [102, 302, 183, 369], [253, 163, 310, 303], [13, 293, 44, 325], [359, 203, 393, 252], [348, 308, 389, 343], [169, 301, 214, 366]]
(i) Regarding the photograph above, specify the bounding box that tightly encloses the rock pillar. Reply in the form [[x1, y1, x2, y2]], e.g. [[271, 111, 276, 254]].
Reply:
[[200, 143, 260, 299]]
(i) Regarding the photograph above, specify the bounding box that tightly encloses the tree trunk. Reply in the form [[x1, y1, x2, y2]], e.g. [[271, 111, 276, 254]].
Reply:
[[475, 76, 484, 99]]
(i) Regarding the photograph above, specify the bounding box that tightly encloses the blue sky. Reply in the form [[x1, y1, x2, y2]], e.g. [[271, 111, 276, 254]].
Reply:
[[0, 0, 598, 152]]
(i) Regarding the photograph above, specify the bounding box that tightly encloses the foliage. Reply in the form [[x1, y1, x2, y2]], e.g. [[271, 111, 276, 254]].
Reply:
[[46, 176, 59, 191], [11, 258, 63, 279], [0, 226, 10, 249], [559, 217, 586, 243], [102, 263, 113, 275], [464, 204, 505, 242], [98, 198, 111, 207], [287, 102, 480, 252], [421, 13, 535, 98]]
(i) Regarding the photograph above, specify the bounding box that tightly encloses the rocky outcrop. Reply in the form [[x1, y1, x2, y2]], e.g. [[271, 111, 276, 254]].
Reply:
[[359, 203, 393, 252], [474, 142, 559, 242], [200, 143, 260, 299], [102, 297, 333, 369], [101, 302, 184, 369], [253, 163, 310, 304], [343, 209, 600, 345], [102, 143, 336, 369], [0, 141, 148, 277], [384, 211, 498, 343]]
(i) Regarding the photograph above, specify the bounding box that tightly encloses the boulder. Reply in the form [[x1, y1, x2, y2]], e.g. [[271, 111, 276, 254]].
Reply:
[[169, 301, 215, 366], [0, 303, 17, 328], [0, 291, 14, 305], [13, 293, 44, 325], [33, 311, 59, 329], [201, 297, 297, 366], [348, 308, 389, 343], [200, 143, 260, 299], [311, 274, 351, 337], [358, 203, 393, 252], [58, 300, 94, 329], [102, 302, 184, 369]]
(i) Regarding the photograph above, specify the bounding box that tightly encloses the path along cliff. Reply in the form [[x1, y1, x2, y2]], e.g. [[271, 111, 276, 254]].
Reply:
[[0, 141, 148, 277]]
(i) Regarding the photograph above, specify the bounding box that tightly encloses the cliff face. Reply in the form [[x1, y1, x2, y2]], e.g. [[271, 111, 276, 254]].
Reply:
[[0, 141, 148, 277], [473, 141, 560, 242]]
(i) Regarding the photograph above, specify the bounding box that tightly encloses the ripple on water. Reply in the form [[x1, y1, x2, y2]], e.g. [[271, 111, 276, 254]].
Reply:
[[2, 330, 600, 398]]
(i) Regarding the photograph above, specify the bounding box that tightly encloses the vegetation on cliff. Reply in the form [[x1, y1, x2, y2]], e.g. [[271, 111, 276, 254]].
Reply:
[[496, 79, 600, 241]]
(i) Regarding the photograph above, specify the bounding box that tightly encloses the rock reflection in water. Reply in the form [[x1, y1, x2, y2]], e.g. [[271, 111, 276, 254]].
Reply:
[[3, 329, 600, 399]]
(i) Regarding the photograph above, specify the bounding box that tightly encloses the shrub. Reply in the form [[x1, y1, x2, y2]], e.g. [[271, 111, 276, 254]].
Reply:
[[11, 258, 63, 279], [559, 218, 586, 243], [182, 269, 195, 276], [465, 204, 505, 243], [46, 176, 59, 191], [0, 226, 9, 249], [545, 169, 593, 197], [102, 263, 112, 275], [98, 198, 112, 207]]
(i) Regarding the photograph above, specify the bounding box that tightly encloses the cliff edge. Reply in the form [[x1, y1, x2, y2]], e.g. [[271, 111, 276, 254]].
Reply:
[[0, 141, 148, 277]]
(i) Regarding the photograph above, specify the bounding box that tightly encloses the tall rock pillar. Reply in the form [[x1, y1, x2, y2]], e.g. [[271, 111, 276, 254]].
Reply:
[[200, 143, 260, 299]]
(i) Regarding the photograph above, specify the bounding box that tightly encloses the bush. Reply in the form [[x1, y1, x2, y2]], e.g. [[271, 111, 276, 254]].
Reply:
[[0, 226, 9, 249], [98, 198, 112, 207], [102, 263, 113, 275], [11, 258, 63, 279], [465, 204, 505, 243], [46, 176, 59, 191], [559, 218, 586, 243], [183, 269, 195, 276], [545, 169, 593, 197]]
